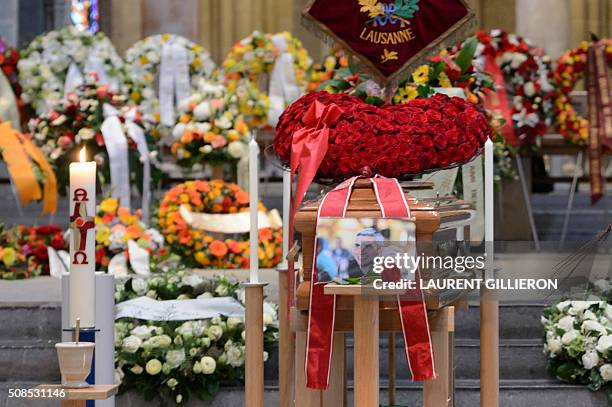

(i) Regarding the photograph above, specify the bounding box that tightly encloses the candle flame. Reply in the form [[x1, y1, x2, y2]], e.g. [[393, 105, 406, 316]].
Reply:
[[79, 147, 86, 163]]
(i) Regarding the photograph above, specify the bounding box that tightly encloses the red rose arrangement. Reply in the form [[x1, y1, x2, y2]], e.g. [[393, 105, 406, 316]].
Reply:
[[0, 37, 25, 120], [16, 225, 67, 276], [274, 92, 491, 180]]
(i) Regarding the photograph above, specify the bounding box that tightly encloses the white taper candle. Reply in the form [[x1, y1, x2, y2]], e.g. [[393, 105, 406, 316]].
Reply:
[[249, 135, 259, 283], [281, 170, 291, 263]]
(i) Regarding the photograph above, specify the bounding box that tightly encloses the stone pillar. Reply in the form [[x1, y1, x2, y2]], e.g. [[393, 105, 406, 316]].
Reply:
[[516, 0, 570, 59], [0, 0, 18, 47]]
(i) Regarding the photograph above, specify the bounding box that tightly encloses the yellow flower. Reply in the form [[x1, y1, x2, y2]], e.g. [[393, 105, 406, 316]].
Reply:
[[96, 227, 111, 246], [393, 86, 418, 104], [191, 58, 202, 68], [438, 72, 452, 88], [412, 65, 430, 85], [130, 91, 141, 102], [139, 55, 149, 65], [161, 34, 170, 42], [2, 247, 16, 267], [100, 198, 119, 214]]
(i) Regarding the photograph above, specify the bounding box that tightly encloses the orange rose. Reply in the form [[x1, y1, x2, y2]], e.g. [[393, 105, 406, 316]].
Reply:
[[236, 190, 249, 205], [209, 240, 228, 257]]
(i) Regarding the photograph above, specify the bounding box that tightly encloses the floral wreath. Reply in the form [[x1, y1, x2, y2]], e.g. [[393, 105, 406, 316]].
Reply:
[[458, 30, 556, 146], [307, 47, 349, 92], [168, 81, 251, 171], [95, 197, 167, 275], [0, 37, 25, 120], [18, 26, 124, 112], [157, 180, 283, 269], [124, 34, 217, 135], [551, 39, 612, 145], [28, 81, 148, 193], [222, 31, 311, 128]]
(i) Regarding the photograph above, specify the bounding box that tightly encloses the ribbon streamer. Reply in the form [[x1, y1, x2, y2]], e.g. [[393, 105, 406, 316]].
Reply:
[[21, 136, 58, 214], [586, 40, 612, 204], [101, 104, 131, 209], [482, 54, 517, 147], [64, 62, 85, 98], [305, 175, 436, 388], [159, 41, 191, 127], [267, 34, 302, 128]]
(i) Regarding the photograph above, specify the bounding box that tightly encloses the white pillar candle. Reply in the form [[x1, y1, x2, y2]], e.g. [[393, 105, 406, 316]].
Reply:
[[282, 170, 291, 263], [484, 139, 494, 259], [68, 147, 96, 328], [249, 135, 259, 283]]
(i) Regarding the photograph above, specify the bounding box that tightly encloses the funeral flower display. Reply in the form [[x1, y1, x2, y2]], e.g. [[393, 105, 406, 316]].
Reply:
[[157, 180, 283, 269], [115, 271, 278, 405], [28, 82, 148, 193], [95, 197, 167, 275], [18, 26, 124, 112], [0, 37, 24, 119], [222, 31, 312, 127], [550, 39, 612, 145], [124, 34, 217, 135], [274, 91, 492, 180], [0, 224, 66, 280], [306, 48, 349, 93], [542, 298, 612, 398], [169, 81, 251, 170], [457, 30, 556, 146]]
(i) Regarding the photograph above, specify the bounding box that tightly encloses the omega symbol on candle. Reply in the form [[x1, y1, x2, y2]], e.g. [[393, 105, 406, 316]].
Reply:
[[70, 188, 95, 265]]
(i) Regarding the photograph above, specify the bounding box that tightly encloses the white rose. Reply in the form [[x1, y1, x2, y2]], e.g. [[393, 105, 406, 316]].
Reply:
[[172, 123, 186, 140], [596, 334, 612, 354], [132, 278, 148, 296], [130, 365, 143, 375], [192, 361, 202, 374], [556, 315, 575, 332], [216, 116, 232, 130], [556, 301, 571, 312], [582, 320, 606, 335], [569, 301, 592, 315], [583, 310, 598, 321], [122, 335, 142, 353], [198, 292, 213, 299], [200, 356, 216, 374], [181, 274, 204, 288], [215, 284, 229, 297], [145, 359, 162, 375], [201, 145, 213, 154], [226, 345, 244, 367], [227, 141, 247, 159], [582, 350, 600, 369], [207, 325, 223, 341], [166, 378, 178, 388], [562, 329, 579, 345], [227, 317, 242, 330], [165, 349, 186, 370], [523, 82, 535, 97], [78, 128, 95, 141], [600, 364, 612, 381], [194, 102, 212, 121], [547, 337, 562, 355], [115, 368, 124, 384], [605, 304, 612, 321], [131, 325, 153, 340], [195, 122, 212, 133]]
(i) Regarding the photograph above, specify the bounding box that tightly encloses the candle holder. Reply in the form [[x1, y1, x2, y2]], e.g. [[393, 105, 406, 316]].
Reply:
[[55, 341, 95, 388]]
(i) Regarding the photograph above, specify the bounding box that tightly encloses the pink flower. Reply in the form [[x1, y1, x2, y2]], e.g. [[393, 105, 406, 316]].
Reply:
[[211, 135, 228, 149]]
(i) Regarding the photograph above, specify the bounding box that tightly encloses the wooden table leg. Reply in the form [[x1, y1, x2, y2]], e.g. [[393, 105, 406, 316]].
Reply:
[[295, 331, 321, 407], [278, 269, 295, 407], [423, 307, 454, 407], [353, 296, 379, 407], [323, 333, 346, 407], [388, 332, 396, 406], [480, 290, 499, 407]]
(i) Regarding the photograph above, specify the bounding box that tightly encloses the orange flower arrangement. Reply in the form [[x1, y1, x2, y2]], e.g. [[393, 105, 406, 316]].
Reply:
[[157, 180, 283, 269]]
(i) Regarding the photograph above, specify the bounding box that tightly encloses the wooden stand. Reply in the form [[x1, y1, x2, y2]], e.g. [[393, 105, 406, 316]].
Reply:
[[480, 289, 499, 407], [242, 282, 268, 407], [277, 267, 295, 407], [31, 384, 118, 407]]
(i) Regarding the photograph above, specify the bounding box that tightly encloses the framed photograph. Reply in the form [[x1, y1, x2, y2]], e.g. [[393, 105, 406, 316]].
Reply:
[[315, 217, 416, 282]]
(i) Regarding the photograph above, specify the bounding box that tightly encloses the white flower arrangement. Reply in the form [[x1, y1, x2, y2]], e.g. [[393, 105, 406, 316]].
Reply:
[[124, 34, 216, 133], [167, 80, 251, 170], [115, 270, 278, 405], [18, 26, 124, 112], [542, 296, 612, 395]]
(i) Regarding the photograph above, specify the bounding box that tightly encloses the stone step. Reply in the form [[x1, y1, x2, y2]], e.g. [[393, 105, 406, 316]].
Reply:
[[0, 302, 61, 341], [0, 340, 60, 382], [1, 380, 605, 407], [454, 303, 546, 340], [343, 338, 547, 381]]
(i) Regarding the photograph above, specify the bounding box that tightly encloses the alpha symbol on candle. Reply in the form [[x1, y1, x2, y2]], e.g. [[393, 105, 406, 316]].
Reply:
[[70, 188, 95, 264]]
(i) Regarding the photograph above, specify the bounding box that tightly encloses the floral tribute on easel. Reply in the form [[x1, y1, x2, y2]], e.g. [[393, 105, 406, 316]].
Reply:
[[168, 81, 251, 172], [550, 39, 612, 146], [157, 180, 283, 269]]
